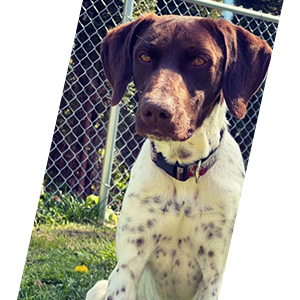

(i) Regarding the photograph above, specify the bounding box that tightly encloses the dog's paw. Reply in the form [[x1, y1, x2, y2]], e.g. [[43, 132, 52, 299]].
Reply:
[[86, 280, 108, 300]]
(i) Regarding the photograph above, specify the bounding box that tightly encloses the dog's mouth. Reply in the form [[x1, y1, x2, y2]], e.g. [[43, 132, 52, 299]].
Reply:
[[136, 126, 194, 142]]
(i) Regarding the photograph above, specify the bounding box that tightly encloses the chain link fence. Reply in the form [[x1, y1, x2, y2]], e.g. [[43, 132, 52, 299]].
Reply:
[[43, 0, 279, 211]]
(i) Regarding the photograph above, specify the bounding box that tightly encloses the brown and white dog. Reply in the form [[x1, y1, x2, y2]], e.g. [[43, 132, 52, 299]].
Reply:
[[86, 14, 272, 300]]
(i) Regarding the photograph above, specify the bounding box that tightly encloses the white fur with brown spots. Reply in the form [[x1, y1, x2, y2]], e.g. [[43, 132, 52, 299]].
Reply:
[[87, 104, 244, 300]]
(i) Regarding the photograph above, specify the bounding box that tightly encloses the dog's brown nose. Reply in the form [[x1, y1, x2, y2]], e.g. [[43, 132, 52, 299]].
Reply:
[[142, 101, 174, 126]]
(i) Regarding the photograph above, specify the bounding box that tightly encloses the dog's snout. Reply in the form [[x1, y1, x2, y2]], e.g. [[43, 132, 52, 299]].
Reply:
[[142, 101, 174, 126]]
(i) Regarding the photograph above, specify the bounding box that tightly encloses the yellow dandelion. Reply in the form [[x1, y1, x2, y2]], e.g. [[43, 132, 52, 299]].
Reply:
[[75, 265, 88, 273]]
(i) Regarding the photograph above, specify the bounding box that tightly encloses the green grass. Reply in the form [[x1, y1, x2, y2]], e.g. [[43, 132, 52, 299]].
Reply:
[[18, 223, 117, 300]]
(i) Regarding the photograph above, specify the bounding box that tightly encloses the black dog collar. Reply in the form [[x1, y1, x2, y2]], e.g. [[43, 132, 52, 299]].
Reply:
[[150, 129, 224, 183]]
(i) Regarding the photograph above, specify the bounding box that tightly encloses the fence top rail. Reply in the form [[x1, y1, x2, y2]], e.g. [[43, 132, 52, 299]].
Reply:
[[184, 0, 280, 23]]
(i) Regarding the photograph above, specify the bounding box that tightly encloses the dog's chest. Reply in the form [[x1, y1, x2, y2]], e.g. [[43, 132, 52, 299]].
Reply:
[[142, 185, 231, 299], [146, 214, 203, 298]]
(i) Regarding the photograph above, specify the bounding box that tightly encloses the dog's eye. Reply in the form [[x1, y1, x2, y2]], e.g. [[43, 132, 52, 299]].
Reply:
[[140, 53, 151, 63], [192, 57, 206, 66]]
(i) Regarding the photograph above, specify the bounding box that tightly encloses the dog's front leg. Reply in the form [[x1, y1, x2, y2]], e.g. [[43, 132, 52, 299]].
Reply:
[[104, 202, 159, 300], [196, 274, 223, 300], [197, 229, 231, 300], [86, 205, 158, 300]]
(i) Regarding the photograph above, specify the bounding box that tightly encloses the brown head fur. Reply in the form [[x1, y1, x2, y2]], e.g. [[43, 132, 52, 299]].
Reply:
[[101, 14, 272, 141]]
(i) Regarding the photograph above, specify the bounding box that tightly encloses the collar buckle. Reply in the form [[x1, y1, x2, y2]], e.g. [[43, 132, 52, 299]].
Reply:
[[195, 160, 202, 184]]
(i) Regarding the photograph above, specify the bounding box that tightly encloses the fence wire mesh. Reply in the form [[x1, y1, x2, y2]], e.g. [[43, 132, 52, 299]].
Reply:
[[43, 0, 279, 211]]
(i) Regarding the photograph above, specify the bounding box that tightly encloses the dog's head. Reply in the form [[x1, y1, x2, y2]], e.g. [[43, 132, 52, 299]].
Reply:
[[101, 14, 272, 141]]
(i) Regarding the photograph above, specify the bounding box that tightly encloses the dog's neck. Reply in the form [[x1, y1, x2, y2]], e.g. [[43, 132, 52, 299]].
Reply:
[[151, 103, 227, 166]]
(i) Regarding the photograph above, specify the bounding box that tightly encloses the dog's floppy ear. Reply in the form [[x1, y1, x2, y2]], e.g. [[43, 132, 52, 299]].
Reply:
[[217, 19, 272, 119], [101, 14, 156, 106]]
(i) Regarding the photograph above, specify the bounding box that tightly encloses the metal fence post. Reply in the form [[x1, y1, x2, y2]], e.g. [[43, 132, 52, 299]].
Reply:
[[98, 0, 134, 222]]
